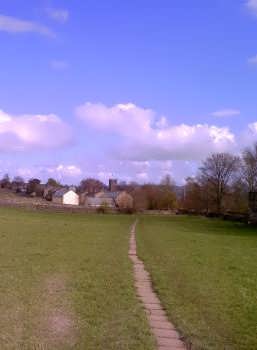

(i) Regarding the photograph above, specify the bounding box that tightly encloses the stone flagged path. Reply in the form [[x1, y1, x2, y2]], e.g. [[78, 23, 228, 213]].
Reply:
[[129, 221, 186, 350]]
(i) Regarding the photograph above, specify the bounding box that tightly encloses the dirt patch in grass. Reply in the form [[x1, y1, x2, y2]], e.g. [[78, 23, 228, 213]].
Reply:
[[35, 274, 78, 348], [44, 274, 67, 295], [0, 303, 24, 347]]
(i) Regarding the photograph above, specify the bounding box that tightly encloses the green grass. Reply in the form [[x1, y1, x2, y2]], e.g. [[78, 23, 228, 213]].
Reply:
[[137, 215, 257, 350], [0, 207, 155, 350]]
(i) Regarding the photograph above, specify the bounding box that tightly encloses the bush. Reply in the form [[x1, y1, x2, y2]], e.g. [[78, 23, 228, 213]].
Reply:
[[97, 202, 109, 214], [116, 192, 134, 213]]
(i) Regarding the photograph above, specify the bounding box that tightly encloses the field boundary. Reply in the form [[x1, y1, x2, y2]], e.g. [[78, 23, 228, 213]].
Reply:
[[0, 200, 118, 214], [129, 221, 186, 350]]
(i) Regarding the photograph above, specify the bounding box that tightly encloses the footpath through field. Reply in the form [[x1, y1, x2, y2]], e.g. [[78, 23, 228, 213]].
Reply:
[[129, 221, 186, 350]]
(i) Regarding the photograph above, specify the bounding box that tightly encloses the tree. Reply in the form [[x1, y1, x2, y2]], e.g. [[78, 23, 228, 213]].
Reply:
[[46, 178, 60, 187], [144, 185, 159, 210], [79, 178, 104, 194], [160, 174, 174, 188], [116, 192, 134, 213], [130, 187, 148, 211], [241, 143, 257, 192], [159, 175, 176, 209], [159, 190, 177, 209], [12, 176, 24, 185], [1, 174, 11, 188], [97, 201, 109, 214], [0, 174, 11, 189], [11, 176, 25, 193], [223, 179, 248, 214], [27, 178, 41, 194], [199, 153, 240, 214], [138, 184, 176, 210], [183, 177, 204, 213]]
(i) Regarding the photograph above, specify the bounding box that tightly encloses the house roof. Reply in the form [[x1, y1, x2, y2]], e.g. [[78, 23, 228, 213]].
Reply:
[[86, 197, 115, 207], [53, 188, 69, 198], [53, 187, 79, 198], [45, 185, 60, 191], [96, 191, 121, 200]]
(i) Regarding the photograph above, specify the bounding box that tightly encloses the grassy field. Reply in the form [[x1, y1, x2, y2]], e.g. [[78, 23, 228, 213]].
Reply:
[[0, 207, 155, 350], [137, 215, 257, 350]]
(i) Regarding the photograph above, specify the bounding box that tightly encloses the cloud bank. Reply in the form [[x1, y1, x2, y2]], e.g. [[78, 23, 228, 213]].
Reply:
[[45, 8, 69, 23], [0, 14, 54, 37], [0, 109, 72, 152], [246, 0, 257, 16], [211, 109, 240, 117], [76, 102, 238, 161], [248, 54, 257, 64], [50, 60, 69, 70]]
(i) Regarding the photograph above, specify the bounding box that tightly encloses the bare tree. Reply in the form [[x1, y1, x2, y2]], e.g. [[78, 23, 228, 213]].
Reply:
[[79, 178, 105, 194], [11, 176, 25, 193], [241, 143, 257, 192], [46, 178, 60, 187], [26, 178, 41, 195], [183, 177, 204, 213], [0, 174, 11, 189], [199, 153, 240, 213], [130, 187, 148, 211], [223, 178, 248, 213], [12, 176, 24, 184], [160, 174, 174, 188]]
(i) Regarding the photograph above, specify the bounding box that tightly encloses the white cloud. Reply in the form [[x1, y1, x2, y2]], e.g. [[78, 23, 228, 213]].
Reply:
[[0, 109, 72, 152], [76, 102, 155, 137], [211, 109, 240, 117], [76, 102, 237, 161], [45, 8, 69, 23], [248, 121, 257, 133], [50, 60, 69, 70], [238, 122, 257, 151], [246, 0, 257, 16], [160, 160, 173, 174], [48, 164, 82, 178], [16, 167, 34, 179], [136, 172, 149, 182], [97, 171, 114, 182], [241, 122, 257, 146], [16, 164, 81, 182], [0, 14, 54, 37], [8, 159, 190, 185], [248, 54, 257, 64], [131, 161, 150, 171], [155, 116, 168, 128]]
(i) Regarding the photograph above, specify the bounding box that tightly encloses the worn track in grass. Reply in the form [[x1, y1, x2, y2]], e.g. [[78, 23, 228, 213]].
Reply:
[[129, 221, 186, 350]]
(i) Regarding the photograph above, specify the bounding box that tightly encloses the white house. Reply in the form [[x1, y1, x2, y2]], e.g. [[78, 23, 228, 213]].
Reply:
[[52, 188, 79, 206]]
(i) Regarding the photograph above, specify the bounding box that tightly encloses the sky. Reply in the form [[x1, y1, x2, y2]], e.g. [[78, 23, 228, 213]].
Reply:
[[1, 0, 257, 185]]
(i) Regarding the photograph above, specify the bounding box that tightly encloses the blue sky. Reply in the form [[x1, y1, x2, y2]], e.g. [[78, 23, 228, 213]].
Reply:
[[1, 0, 257, 184]]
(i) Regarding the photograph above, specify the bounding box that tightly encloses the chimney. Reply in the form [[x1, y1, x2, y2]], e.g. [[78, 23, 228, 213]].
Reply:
[[109, 179, 118, 192]]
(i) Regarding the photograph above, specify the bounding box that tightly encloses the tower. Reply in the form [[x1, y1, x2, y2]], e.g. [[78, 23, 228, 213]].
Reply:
[[109, 179, 118, 192]]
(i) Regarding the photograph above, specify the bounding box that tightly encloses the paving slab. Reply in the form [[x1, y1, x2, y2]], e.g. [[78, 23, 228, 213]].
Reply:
[[129, 221, 186, 350]]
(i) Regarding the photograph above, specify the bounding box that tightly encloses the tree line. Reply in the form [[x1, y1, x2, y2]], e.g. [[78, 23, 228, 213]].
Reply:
[[0, 173, 177, 211], [182, 143, 257, 215], [0, 142, 256, 214]]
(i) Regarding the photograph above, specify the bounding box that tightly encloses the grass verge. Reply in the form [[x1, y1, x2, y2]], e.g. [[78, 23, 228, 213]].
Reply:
[[137, 215, 257, 350], [0, 207, 155, 350]]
